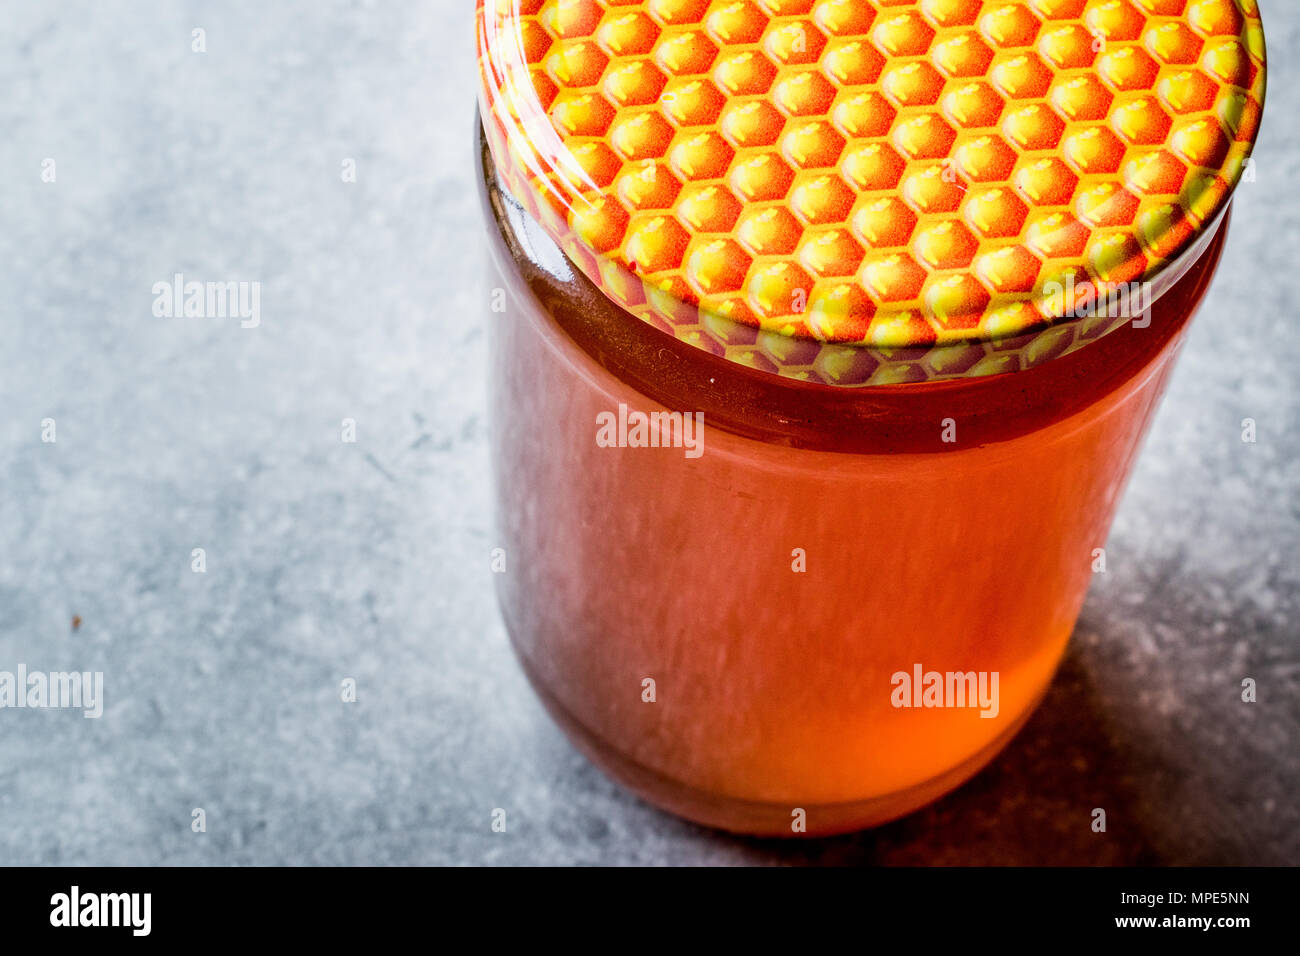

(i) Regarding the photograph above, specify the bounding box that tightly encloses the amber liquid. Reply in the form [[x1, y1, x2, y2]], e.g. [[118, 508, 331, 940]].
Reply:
[[480, 129, 1229, 835]]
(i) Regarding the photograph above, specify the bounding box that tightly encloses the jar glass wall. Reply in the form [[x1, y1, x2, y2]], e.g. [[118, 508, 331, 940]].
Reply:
[[479, 124, 1231, 836]]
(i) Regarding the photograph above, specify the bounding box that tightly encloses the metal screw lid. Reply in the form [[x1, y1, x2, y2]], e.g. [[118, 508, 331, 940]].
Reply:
[[478, 0, 1266, 385]]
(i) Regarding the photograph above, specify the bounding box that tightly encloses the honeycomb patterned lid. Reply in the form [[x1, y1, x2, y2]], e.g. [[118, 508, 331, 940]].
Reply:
[[477, 0, 1266, 386]]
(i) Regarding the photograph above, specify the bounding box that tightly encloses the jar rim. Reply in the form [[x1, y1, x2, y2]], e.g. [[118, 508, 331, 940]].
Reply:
[[480, 119, 1232, 453]]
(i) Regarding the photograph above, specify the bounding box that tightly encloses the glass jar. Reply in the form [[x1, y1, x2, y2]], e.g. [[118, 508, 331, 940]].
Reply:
[[476, 0, 1265, 836]]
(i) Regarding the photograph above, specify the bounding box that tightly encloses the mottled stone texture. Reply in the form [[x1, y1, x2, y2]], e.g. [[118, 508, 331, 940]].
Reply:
[[0, 1, 1294, 865]]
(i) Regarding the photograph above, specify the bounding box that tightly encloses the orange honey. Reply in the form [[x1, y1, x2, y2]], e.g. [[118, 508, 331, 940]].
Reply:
[[483, 140, 1227, 832]]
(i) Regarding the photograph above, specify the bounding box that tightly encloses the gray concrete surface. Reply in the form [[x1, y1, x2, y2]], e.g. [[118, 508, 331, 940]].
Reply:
[[0, 0, 1294, 865]]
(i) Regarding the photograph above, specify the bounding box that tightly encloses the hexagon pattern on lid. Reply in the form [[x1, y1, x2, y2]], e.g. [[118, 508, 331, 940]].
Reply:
[[478, 0, 1266, 385]]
